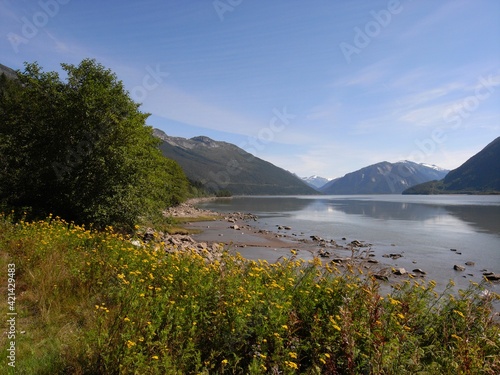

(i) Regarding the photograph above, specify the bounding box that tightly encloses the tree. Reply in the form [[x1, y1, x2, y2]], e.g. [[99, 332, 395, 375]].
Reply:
[[0, 59, 188, 230]]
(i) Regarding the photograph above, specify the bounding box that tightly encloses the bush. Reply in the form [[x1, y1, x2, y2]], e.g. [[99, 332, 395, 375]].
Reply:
[[0, 60, 188, 231]]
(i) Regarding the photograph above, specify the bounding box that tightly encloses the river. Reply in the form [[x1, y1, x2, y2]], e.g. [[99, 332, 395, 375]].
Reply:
[[197, 195, 500, 294]]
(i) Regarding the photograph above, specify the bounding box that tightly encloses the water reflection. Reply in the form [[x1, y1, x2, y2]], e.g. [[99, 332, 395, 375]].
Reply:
[[206, 197, 311, 214], [203, 196, 500, 237], [320, 199, 447, 222], [305, 198, 500, 237], [446, 205, 500, 235]]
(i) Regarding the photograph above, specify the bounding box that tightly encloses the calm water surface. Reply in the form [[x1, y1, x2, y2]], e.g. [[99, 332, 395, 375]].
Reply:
[[198, 195, 500, 293]]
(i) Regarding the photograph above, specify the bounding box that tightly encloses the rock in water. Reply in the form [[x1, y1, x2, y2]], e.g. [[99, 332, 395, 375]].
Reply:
[[393, 268, 407, 275]]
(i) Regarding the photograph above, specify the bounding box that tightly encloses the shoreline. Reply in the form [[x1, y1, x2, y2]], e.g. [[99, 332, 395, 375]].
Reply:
[[175, 199, 418, 283], [164, 198, 499, 316], [181, 197, 500, 288]]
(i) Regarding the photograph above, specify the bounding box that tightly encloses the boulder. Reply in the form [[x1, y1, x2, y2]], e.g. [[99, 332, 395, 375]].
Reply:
[[331, 257, 351, 264], [373, 274, 389, 281], [393, 268, 407, 275], [412, 268, 426, 275], [453, 265, 466, 271], [382, 253, 403, 259], [483, 272, 500, 281], [142, 228, 156, 242]]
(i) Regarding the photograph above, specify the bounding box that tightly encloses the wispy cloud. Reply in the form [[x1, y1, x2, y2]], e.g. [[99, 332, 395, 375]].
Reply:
[[336, 58, 393, 87], [399, 0, 470, 40], [399, 83, 463, 108], [398, 101, 457, 126], [144, 84, 319, 147], [306, 100, 342, 123], [146, 86, 266, 136]]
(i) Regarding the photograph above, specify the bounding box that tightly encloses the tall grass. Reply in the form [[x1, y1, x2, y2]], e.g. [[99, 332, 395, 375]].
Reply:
[[0, 214, 499, 374]]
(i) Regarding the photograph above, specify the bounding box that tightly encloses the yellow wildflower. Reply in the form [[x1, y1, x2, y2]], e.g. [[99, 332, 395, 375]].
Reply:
[[126, 340, 136, 348]]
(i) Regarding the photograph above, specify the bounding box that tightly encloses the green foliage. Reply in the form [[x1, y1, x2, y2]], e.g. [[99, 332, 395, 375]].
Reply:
[[1, 216, 499, 374], [0, 59, 189, 230], [402, 180, 445, 195], [216, 189, 233, 197]]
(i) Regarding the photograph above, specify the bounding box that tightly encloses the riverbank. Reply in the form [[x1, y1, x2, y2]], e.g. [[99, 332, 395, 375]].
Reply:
[[171, 199, 423, 283]]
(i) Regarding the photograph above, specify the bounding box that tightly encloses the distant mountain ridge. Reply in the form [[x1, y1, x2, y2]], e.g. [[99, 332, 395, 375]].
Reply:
[[319, 161, 449, 194], [301, 175, 331, 190], [404, 137, 500, 194], [153, 129, 317, 195]]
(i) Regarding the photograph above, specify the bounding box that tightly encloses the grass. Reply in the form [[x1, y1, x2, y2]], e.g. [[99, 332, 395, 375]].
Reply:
[[0, 214, 499, 374]]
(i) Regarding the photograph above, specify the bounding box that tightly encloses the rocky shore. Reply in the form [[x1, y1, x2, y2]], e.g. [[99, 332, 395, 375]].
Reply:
[[140, 199, 500, 285], [159, 200, 428, 283]]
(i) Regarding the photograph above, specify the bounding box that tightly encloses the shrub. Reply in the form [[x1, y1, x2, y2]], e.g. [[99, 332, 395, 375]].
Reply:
[[0, 60, 188, 231]]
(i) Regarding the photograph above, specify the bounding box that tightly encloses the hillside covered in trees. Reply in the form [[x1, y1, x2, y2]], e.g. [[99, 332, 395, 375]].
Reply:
[[404, 137, 500, 195]]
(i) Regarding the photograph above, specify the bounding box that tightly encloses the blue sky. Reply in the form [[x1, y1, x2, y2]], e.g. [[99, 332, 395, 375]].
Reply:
[[1, 0, 499, 179]]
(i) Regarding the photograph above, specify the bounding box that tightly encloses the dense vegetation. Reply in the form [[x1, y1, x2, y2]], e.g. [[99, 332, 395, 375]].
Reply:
[[0, 60, 189, 231], [1, 215, 499, 374]]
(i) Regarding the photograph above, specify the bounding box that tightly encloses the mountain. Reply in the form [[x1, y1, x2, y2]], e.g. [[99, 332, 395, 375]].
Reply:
[[0, 64, 17, 80], [302, 175, 331, 190], [319, 161, 449, 194], [404, 137, 500, 194], [153, 129, 317, 195]]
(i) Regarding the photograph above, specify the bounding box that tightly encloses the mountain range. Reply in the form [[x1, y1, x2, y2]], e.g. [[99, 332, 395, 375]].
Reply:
[[153, 129, 317, 195], [3, 62, 496, 196], [403, 136, 500, 194], [319, 161, 449, 195], [154, 129, 456, 195]]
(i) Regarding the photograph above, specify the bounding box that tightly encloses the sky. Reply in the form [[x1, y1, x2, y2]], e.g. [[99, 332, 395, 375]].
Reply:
[[1, 0, 499, 179]]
